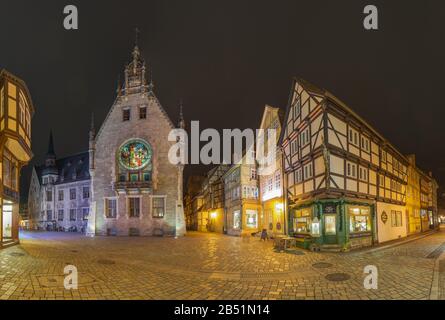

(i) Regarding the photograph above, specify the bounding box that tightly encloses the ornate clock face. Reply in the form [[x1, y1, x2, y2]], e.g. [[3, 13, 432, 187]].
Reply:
[[118, 139, 152, 170]]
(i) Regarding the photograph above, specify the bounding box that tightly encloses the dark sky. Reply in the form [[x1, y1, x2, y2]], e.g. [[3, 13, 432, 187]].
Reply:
[[1, 0, 444, 201]]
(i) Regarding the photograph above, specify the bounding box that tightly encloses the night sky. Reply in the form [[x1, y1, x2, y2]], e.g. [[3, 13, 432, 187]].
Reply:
[[1, 0, 444, 201]]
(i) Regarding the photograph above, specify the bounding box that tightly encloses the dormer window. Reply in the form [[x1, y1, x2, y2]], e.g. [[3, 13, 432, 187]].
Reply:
[[123, 108, 130, 121]]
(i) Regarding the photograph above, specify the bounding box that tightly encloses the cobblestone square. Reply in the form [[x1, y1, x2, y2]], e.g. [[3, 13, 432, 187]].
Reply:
[[0, 229, 444, 300]]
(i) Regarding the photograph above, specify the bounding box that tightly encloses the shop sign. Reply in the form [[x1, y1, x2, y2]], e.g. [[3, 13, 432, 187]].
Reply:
[[324, 203, 336, 214]]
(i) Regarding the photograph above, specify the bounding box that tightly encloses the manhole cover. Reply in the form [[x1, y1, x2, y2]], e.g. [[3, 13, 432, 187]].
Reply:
[[8, 252, 25, 257], [312, 262, 333, 268], [97, 259, 115, 265], [48, 278, 57, 283], [325, 273, 351, 282], [71, 250, 78, 253]]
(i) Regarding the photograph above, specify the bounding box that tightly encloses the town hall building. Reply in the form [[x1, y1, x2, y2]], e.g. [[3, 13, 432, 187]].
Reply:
[[87, 38, 186, 237]]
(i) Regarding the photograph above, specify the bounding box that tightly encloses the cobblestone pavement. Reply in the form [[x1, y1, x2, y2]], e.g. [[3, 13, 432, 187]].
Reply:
[[0, 229, 445, 300]]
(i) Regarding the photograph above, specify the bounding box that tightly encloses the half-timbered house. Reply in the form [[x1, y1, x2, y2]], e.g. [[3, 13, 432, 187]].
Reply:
[[280, 78, 410, 251]]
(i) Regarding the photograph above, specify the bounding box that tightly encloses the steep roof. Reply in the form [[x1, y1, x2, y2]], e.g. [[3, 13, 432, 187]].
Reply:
[[36, 152, 90, 184]]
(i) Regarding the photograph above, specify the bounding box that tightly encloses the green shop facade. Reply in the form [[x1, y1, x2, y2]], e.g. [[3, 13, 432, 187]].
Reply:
[[288, 198, 376, 251]]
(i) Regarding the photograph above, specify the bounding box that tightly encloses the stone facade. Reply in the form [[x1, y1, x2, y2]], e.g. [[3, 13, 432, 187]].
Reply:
[[87, 41, 185, 237], [27, 133, 91, 232]]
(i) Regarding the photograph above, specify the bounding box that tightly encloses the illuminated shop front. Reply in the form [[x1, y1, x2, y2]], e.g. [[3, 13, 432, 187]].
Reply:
[[288, 199, 375, 251], [0, 70, 34, 248]]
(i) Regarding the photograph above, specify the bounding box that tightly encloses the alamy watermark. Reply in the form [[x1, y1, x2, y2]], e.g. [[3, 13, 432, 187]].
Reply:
[[168, 121, 278, 176]]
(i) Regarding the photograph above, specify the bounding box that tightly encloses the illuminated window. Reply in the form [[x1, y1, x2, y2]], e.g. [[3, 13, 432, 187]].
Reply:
[[246, 210, 258, 228], [324, 215, 336, 235], [152, 196, 165, 218], [233, 210, 241, 230], [293, 208, 312, 233], [348, 207, 371, 233]]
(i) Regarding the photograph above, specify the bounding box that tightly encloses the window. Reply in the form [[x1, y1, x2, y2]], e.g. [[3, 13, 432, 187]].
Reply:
[[70, 188, 76, 200], [290, 139, 298, 155], [359, 167, 368, 182], [58, 209, 64, 221], [293, 97, 301, 118], [303, 163, 313, 180], [233, 210, 241, 230], [123, 108, 130, 121], [324, 215, 336, 235], [69, 209, 76, 221], [382, 150, 387, 162], [82, 208, 89, 220], [152, 197, 165, 218], [128, 197, 140, 218], [348, 127, 359, 147], [391, 210, 403, 227], [348, 207, 371, 233], [47, 210, 53, 221], [46, 190, 52, 202], [82, 187, 90, 199], [3, 151, 18, 191], [295, 168, 303, 183], [346, 162, 357, 178], [139, 106, 147, 119], [275, 171, 281, 190], [293, 209, 312, 233], [105, 199, 117, 218], [250, 168, 257, 180], [267, 178, 273, 192], [246, 210, 258, 228], [58, 190, 64, 201], [300, 128, 310, 147]]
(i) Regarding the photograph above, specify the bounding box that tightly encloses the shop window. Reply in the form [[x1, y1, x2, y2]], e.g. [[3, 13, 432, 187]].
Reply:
[[246, 210, 258, 228], [233, 210, 241, 230], [348, 207, 371, 233], [105, 198, 117, 218], [152, 196, 165, 218], [293, 208, 312, 233]]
